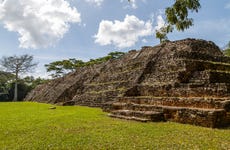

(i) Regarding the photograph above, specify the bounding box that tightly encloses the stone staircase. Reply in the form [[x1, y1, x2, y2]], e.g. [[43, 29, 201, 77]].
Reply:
[[109, 110, 164, 122], [25, 38, 230, 128], [106, 54, 230, 128], [107, 96, 230, 127]]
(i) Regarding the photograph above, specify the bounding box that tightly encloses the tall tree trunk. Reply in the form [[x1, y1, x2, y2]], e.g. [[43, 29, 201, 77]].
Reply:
[[13, 71, 18, 101], [13, 81, 18, 101]]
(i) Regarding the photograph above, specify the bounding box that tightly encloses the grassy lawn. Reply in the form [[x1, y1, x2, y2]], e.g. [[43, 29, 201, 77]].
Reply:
[[0, 102, 229, 150]]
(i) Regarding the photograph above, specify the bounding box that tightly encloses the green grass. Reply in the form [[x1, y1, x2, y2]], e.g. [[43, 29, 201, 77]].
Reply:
[[0, 102, 229, 150]]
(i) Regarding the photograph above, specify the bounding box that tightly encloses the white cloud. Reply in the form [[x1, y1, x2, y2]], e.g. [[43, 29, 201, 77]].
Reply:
[[85, 0, 104, 7], [94, 15, 153, 48], [154, 15, 165, 31], [0, 0, 81, 49], [120, 0, 146, 9]]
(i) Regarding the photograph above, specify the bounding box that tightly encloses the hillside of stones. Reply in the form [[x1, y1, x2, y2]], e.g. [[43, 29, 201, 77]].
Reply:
[[26, 38, 230, 128]]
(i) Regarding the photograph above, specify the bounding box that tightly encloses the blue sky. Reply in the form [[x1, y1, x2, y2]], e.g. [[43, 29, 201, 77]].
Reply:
[[0, 0, 230, 78]]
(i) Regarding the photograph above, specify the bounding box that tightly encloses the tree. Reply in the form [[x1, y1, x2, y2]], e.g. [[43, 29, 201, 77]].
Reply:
[[0, 71, 14, 101], [7, 80, 31, 101], [129, 0, 201, 42], [45, 59, 85, 78], [108, 51, 125, 59], [23, 76, 49, 89], [45, 52, 125, 78], [223, 41, 230, 56], [0, 71, 14, 93], [156, 25, 173, 43], [0, 55, 37, 101]]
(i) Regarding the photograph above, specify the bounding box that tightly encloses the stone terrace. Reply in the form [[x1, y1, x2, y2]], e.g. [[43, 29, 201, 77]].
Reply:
[[26, 39, 230, 128]]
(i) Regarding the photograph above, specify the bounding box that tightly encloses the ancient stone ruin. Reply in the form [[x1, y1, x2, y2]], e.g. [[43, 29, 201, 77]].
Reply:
[[26, 39, 230, 128]]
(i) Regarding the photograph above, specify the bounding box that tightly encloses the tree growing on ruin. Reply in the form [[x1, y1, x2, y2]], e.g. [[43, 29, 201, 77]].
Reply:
[[129, 0, 201, 42], [223, 41, 230, 56], [45, 52, 125, 78]]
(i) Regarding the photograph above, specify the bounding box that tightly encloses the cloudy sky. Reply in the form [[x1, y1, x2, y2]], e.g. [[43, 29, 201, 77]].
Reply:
[[0, 0, 230, 78]]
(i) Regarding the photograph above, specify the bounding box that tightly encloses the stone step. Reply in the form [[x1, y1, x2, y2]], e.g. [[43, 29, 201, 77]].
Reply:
[[189, 79, 206, 84], [176, 51, 230, 64], [108, 114, 151, 122], [161, 106, 227, 128], [112, 102, 127, 110], [184, 59, 230, 72], [109, 105, 229, 127], [110, 110, 164, 121], [116, 97, 230, 109], [110, 101, 228, 112], [73, 95, 115, 107], [89, 68, 143, 83], [178, 69, 230, 84], [84, 81, 130, 92], [100, 61, 144, 74], [209, 71, 230, 83], [178, 83, 230, 97], [127, 83, 230, 97], [111, 102, 161, 112], [84, 89, 126, 97]]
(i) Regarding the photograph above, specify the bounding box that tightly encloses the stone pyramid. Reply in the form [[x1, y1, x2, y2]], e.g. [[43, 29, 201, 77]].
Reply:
[[26, 39, 230, 128]]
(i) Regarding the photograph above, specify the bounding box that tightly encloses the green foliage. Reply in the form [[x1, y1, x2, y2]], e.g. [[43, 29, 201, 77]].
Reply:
[[7, 80, 32, 101], [128, 0, 201, 42], [0, 71, 14, 101], [0, 54, 37, 101], [0, 74, 48, 101], [155, 0, 201, 42], [45, 51, 125, 78], [0, 55, 37, 75], [0, 71, 14, 92], [45, 59, 86, 78], [228, 41, 230, 48], [79, 51, 125, 67], [0, 71, 14, 82], [108, 51, 126, 59], [166, 0, 200, 30], [223, 41, 230, 56], [23, 76, 49, 89], [0, 102, 229, 149], [45, 60, 72, 78], [156, 25, 173, 43], [224, 48, 230, 56]]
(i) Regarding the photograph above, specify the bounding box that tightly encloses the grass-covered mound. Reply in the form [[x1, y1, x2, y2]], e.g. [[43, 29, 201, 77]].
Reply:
[[0, 102, 229, 149]]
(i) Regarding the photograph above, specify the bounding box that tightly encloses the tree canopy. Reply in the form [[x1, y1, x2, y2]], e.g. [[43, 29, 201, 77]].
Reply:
[[0, 71, 14, 96], [0, 75, 48, 102], [45, 51, 125, 78], [45, 59, 85, 78], [157, 0, 201, 42], [223, 41, 230, 56], [0, 55, 37, 101], [129, 0, 201, 42]]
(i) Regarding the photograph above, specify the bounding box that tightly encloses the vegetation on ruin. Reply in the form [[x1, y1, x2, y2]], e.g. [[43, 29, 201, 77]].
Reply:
[[223, 41, 230, 56], [128, 0, 201, 41], [45, 51, 125, 78], [151, 0, 201, 42], [0, 102, 229, 150]]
